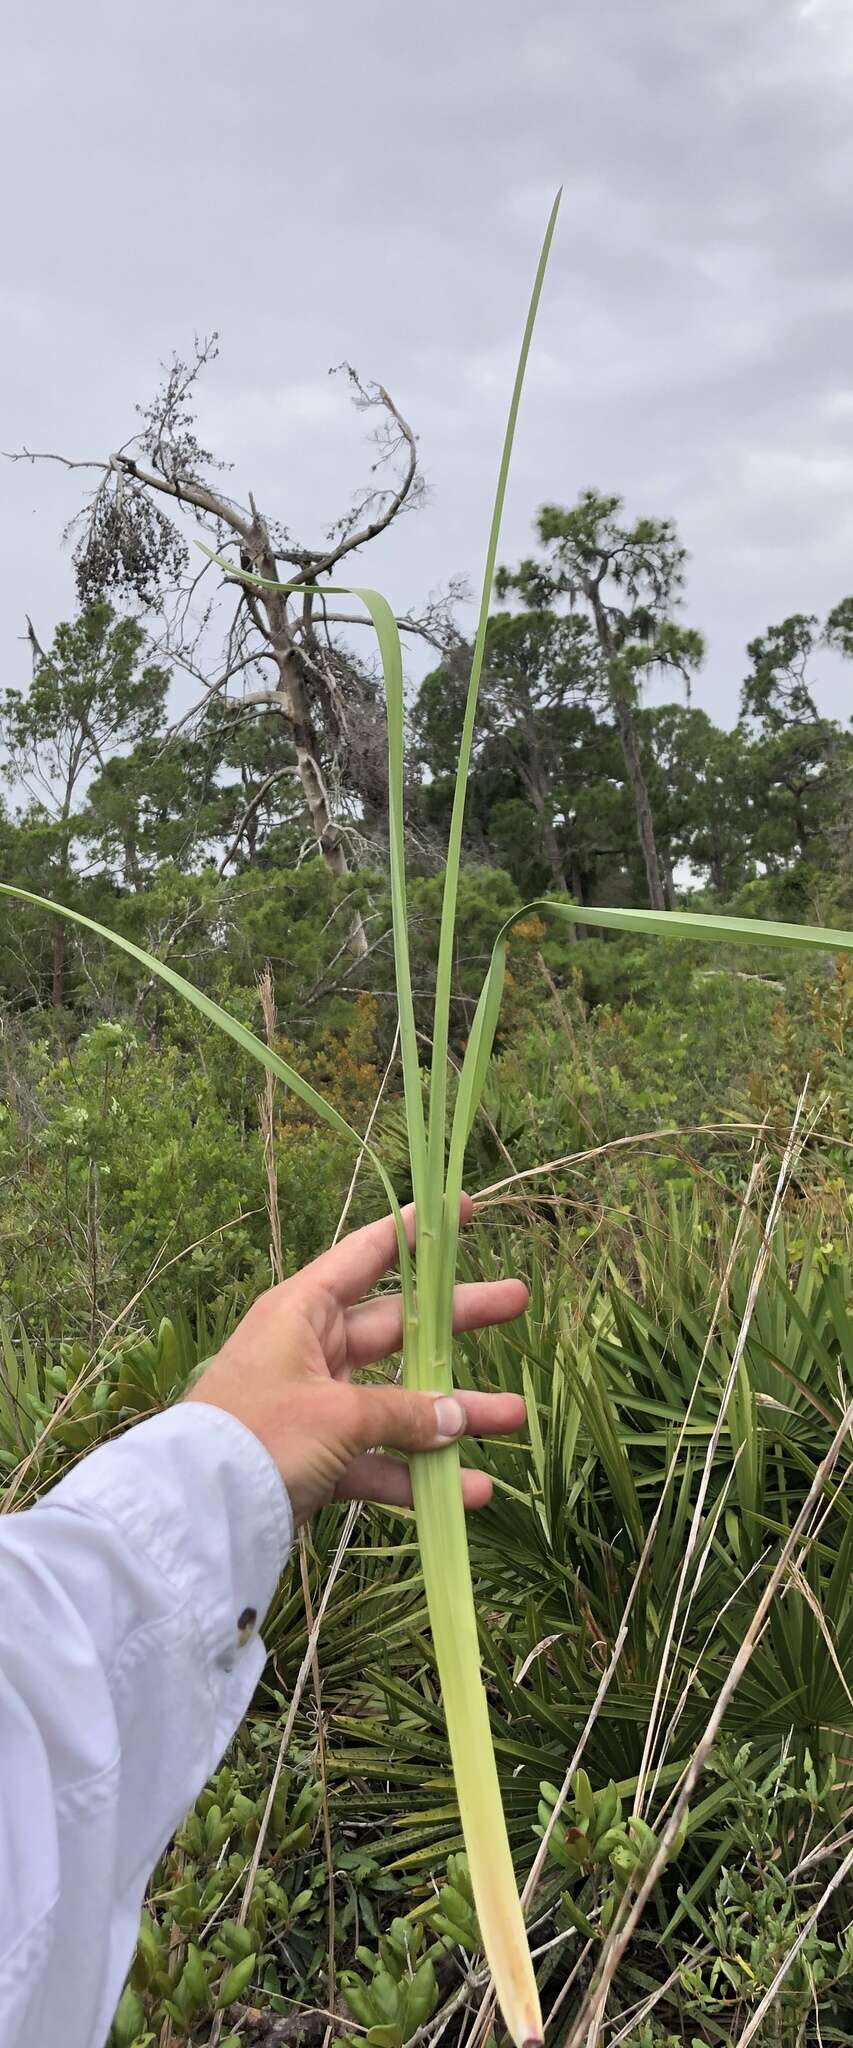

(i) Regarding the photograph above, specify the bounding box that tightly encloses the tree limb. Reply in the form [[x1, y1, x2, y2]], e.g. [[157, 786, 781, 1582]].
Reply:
[[108, 450, 254, 541], [279, 374, 419, 578], [311, 608, 461, 652], [4, 448, 107, 472], [216, 764, 300, 876]]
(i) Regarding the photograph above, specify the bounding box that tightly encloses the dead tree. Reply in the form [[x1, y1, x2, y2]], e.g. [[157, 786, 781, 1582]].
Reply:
[[8, 342, 463, 957]]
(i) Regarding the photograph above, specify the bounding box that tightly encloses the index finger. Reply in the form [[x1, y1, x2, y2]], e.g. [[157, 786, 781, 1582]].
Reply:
[[302, 1193, 475, 1308]]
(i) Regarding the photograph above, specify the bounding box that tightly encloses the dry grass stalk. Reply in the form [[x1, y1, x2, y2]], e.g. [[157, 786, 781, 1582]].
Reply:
[[464, 1134, 769, 2048], [211, 971, 340, 2048], [220, 1022, 402, 2029], [635, 1085, 817, 1820], [563, 1388, 853, 2048], [260, 968, 337, 2034], [733, 1839, 853, 2047], [258, 965, 285, 1286]]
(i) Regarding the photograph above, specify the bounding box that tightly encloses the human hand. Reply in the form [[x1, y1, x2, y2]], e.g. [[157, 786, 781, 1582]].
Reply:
[[186, 1196, 528, 1525]]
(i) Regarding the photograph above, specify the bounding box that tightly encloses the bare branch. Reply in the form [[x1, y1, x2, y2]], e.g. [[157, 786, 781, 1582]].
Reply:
[[4, 448, 108, 472], [309, 593, 465, 654], [154, 661, 280, 752], [216, 764, 300, 877], [283, 368, 421, 579], [227, 689, 292, 713]]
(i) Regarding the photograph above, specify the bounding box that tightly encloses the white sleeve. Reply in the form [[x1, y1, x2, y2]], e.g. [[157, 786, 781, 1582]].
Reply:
[[0, 1401, 293, 2048]]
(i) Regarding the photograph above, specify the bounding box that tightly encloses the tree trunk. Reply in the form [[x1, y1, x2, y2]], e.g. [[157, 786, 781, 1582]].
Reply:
[[254, 547, 368, 959], [520, 746, 572, 897], [541, 813, 568, 893], [123, 835, 145, 893], [52, 823, 72, 1007], [660, 847, 677, 912], [51, 924, 65, 1009], [585, 577, 667, 914], [568, 858, 588, 940], [611, 694, 667, 912]]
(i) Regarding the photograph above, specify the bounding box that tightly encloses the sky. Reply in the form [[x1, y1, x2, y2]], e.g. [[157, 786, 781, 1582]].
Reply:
[[2, 0, 853, 730]]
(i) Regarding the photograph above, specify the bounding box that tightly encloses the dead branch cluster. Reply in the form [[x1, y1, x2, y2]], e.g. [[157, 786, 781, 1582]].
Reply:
[[7, 341, 464, 923]]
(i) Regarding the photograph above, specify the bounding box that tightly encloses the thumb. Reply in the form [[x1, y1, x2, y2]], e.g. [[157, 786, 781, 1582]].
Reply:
[[349, 1384, 467, 1457]]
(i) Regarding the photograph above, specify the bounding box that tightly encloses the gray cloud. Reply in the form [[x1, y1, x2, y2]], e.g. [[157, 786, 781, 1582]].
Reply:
[[2, 0, 852, 730]]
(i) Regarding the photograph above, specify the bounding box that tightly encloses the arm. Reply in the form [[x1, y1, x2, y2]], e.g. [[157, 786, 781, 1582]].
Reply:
[[0, 1404, 291, 2048], [0, 1199, 527, 2048]]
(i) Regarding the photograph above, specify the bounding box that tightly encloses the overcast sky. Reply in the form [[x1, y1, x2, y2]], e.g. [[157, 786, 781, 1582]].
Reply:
[[2, 0, 853, 730]]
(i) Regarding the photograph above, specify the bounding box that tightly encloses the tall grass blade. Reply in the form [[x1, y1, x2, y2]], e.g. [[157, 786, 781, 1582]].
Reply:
[[526, 900, 853, 954], [451, 897, 853, 1176], [427, 189, 562, 1191]]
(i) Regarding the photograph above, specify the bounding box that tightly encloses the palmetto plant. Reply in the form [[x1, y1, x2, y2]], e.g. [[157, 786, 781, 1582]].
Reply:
[[5, 193, 853, 2046]]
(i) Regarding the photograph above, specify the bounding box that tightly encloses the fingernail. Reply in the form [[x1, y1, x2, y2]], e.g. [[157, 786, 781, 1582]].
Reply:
[[433, 1395, 466, 1441]]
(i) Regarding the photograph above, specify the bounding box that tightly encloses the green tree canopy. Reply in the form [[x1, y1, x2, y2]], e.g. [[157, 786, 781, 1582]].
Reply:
[[496, 491, 704, 909]]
